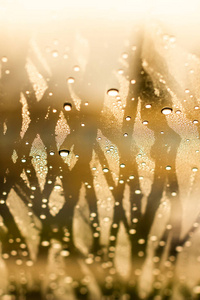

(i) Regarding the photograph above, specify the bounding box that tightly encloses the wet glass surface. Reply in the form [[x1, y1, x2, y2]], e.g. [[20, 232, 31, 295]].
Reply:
[[1, 1, 200, 299]]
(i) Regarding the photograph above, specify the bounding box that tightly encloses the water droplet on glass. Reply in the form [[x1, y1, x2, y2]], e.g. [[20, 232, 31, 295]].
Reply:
[[125, 116, 131, 121], [138, 239, 145, 244], [63, 53, 68, 59], [107, 89, 119, 97], [54, 185, 61, 190], [161, 107, 172, 115], [120, 163, 125, 168], [175, 110, 181, 114], [132, 218, 138, 223], [192, 167, 198, 172], [63, 102, 72, 111], [185, 89, 190, 94], [40, 214, 46, 220], [103, 217, 110, 222], [171, 192, 177, 196], [103, 168, 109, 173], [21, 158, 26, 163], [50, 151, 55, 156], [135, 190, 141, 194], [118, 69, 124, 74], [67, 77, 75, 84], [193, 120, 199, 124], [131, 79, 136, 84], [122, 53, 128, 59], [166, 166, 171, 170], [52, 50, 58, 58], [2, 56, 8, 63], [41, 241, 50, 247], [59, 149, 70, 157], [145, 104, 152, 108], [142, 120, 148, 125], [73, 66, 80, 72], [129, 229, 136, 234]]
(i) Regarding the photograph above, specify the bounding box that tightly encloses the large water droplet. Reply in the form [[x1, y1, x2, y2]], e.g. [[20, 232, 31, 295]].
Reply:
[[63, 102, 72, 111], [107, 89, 119, 97], [59, 149, 70, 157], [161, 107, 172, 115]]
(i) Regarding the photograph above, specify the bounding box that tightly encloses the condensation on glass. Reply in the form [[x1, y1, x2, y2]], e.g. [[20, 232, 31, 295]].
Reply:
[[1, 0, 200, 299]]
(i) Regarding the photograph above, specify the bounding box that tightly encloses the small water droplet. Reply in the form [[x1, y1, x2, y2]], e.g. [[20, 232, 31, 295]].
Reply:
[[67, 77, 75, 84], [142, 120, 148, 125], [122, 52, 128, 59], [193, 120, 199, 124], [132, 218, 138, 223], [54, 185, 61, 190], [145, 104, 152, 108], [50, 151, 55, 155], [125, 116, 131, 121], [165, 166, 171, 170], [123, 133, 128, 137], [161, 107, 172, 115], [175, 110, 181, 114], [129, 229, 136, 234], [120, 163, 125, 168], [41, 241, 50, 247], [2, 56, 8, 63], [130, 79, 136, 84], [63, 103, 72, 111], [103, 217, 110, 222], [192, 167, 198, 172], [59, 149, 70, 157], [107, 89, 119, 97], [138, 239, 145, 244], [118, 69, 124, 74], [135, 189, 141, 194], [52, 50, 58, 58], [103, 168, 109, 173], [21, 158, 26, 163], [171, 192, 177, 196], [40, 214, 46, 220], [185, 89, 190, 94]]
